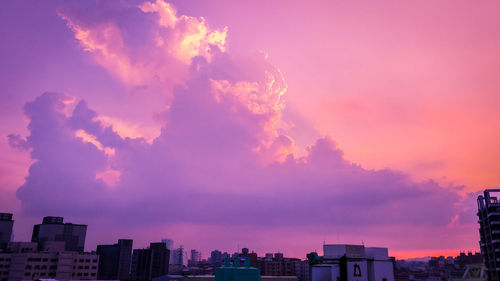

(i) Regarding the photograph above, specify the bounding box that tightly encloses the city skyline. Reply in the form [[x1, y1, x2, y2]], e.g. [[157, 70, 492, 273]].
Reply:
[[0, 213, 480, 260], [1, 0, 498, 260]]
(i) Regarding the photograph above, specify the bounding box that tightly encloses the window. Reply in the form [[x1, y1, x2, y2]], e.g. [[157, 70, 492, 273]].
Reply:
[[42, 258, 48, 262], [92, 259, 98, 263], [24, 273, 30, 277], [85, 259, 90, 263], [91, 273, 96, 276]]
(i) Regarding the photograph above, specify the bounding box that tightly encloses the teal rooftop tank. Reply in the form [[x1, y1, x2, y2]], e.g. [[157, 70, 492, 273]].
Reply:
[[215, 257, 260, 281]]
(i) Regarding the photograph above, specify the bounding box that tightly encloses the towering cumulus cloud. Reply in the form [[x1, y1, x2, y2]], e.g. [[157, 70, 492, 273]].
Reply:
[[10, 0, 475, 254]]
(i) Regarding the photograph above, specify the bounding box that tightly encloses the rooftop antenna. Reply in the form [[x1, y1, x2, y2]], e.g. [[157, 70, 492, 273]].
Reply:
[[362, 240, 365, 246]]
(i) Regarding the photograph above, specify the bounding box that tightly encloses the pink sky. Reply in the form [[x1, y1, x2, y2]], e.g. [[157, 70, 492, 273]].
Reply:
[[1, 0, 499, 259]]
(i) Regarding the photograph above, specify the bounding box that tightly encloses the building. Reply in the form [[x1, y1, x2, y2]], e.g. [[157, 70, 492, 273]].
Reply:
[[162, 239, 174, 251], [295, 260, 309, 281], [31, 216, 87, 252], [240, 248, 258, 267], [449, 264, 487, 281], [0, 213, 14, 251], [190, 250, 201, 265], [210, 250, 222, 266], [131, 242, 170, 281], [6, 242, 37, 253], [96, 239, 133, 280], [161, 239, 175, 267], [310, 244, 394, 281], [215, 258, 260, 281], [152, 276, 299, 281], [258, 253, 299, 276], [478, 189, 500, 281], [0, 244, 98, 281]]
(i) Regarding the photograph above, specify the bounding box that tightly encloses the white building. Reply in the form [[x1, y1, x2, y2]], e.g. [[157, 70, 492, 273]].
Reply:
[[311, 244, 394, 281]]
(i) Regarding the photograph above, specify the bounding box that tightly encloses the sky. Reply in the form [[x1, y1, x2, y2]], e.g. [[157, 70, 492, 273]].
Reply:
[[1, 0, 499, 259]]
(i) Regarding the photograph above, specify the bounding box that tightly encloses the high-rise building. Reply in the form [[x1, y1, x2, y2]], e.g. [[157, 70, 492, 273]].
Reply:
[[131, 242, 170, 281], [0, 213, 14, 250], [31, 216, 87, 252], [478, 189, 500, 281], [190, 249, 201, 265], [96, 239, 133, 280]]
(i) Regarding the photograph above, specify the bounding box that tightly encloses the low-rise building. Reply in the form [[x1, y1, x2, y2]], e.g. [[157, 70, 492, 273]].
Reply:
[[310, 244, 394, 281], [0, 242, 98, 281]]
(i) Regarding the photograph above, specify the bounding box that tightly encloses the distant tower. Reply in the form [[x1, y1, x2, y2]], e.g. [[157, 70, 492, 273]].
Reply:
[[478, 189, 500, 281], [161, 238, 173, 250], [190, 249, 201, 264]]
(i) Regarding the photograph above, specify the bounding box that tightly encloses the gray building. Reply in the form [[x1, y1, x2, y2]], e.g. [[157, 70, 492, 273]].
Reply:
[[97, 239, 133, 280], [31, 216, 87, 252], [477, 189, 500, 281], [0, 213, 13, 251]]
